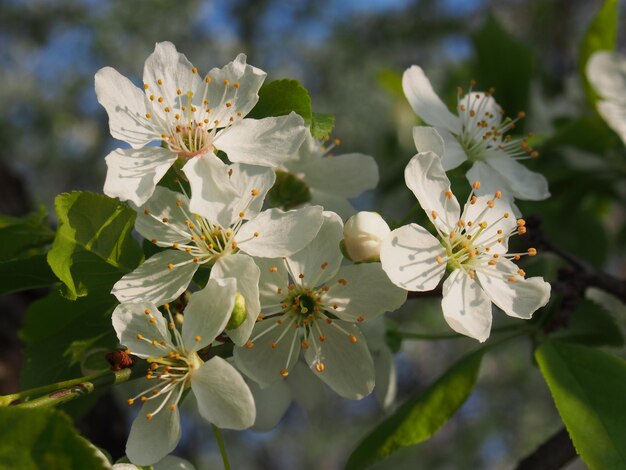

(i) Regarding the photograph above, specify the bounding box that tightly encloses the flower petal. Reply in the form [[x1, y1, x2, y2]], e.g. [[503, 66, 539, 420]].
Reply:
[[309, 189, 356, 220], [374, 345, 397, 410], [203, 53, 266, 119], [247, 379, 292, 432], [112, 250, 198, 305], [126, 385, 182, 466], [215, 113, 306, 167], [324, 264, 407, 322], [154, 456, 196, 470], [380, 223, 446, 292], [111, 302, 171, 358], [459, 92, 503, 130], [405, 151, 460, 231], [191, 356, 256, 430], [286, 362, 327, 410], [227, 163, 276, 221], [476, 258, 551, 319], [182, 153, 239, 228], [286, 211, 343, 287], [297, 153, 379, 198], [254, 257, 290, 308], [441, 269, 492, 342], [133, 186, 192, 244], [412, 126, 444, 156], [211, 254, 261, 346], [182, 277, 236, 352], [433, 126, 468, 171], [237, 206, 324, 258], [587, 51, 626, 102], [402, 66, 461, 133], [143, 42, 202, 117], [597, 99, 626, 146], [103, 147, 177, 207], [304, 318, 374, 400], [234, 318, 300, 386], [483, 154, 550, 201], [95, 67, 157, 148]]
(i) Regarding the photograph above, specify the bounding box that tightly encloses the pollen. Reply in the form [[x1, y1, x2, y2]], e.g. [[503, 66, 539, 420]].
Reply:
[[244, 340, 254, 349], [162, 217, 169, 223], [315, 362, 325, 372], [528, 248, 537, 256], [136, 333, 143, 340], [348, 335, 357, 343], [431, 210, 438, 219], [251, 188, 260, 196], [338, 279, 348, 285], [435, 256, 444, 265], [472, 181, 481, 190], [146, 413, 154, 420], [357, 315, 365, 322], [144, 309, 150, 315], [194, 335, 201, 342], [280, 368, 289, 378], [177, 89, 182, 95], [191, 67, 198, 74], [145, 113, 151, 119], [127, 399, 134, 405], [167, 263, 174, 270]]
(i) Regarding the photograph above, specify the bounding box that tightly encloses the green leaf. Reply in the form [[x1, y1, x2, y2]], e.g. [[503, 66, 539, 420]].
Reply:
[[47, 191, 143, 300], [0, 407, 109, 470], [0, 209, 53, 262], [20, 289, 118, 418], [377, 68, 403, 99], [578, 0, 618, 105], [549, 299, 623, 347], [472, 15, 534, 120], [345, 347, 485, 469], [0, 254, 57, 296], [535, 341, 626, 469], [310, 112, 335, 139], [247, 79, 312, 123]]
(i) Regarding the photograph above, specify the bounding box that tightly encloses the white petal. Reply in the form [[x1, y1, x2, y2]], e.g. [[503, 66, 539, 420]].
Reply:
[[404, 152, 460, 231], [237, 206, 324, 258], [126, 386, 182, 466], [434, 126, 468, 171], [374, 346, 397, 410], [95, 67, 157, 148], [143, 42, 202, 117], [154, 456, 196, 470], [215, 113, 306, 167], [104, 147, 177, 207], [112, 250, 198, 305], [324, 264, 407, 322], [466, 160, 510, 200], [476, 258, 551, 319], [458, 92, 503, 130], [597, 99, 626, 146], [309, 189, 356, 220], [483, 154, 550, 201], [227, 163, 276, 220], [234, 318, 300, 386], [402, 66, 461, 133], [587, 51, 626, 102], [111, 302, 171, 358], [380, 223, 446, 291], [182, 277, 236, 352], [133, 186, 192, 244], [286, 362, 327, 411], [412, 126, 444, 156], [286, 211, 343, 286], [247, 379, 292, 432], [182, 153, 239, 228], [300, 153, 379, 198], [441, 269, 492, 342], [254, 257, 290, 308], [211, 254, 261, 346], [191, 356, 256, 430], [203, 53, 266, 118], [304, 319, 374, 400]]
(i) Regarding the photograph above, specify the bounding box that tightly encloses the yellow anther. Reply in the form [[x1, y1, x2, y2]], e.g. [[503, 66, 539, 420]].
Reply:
[[251, 188, 260, 196], [146, 413, 154, 420], [315, 362, 325, 372], [233, 82, 240, 88], [357, 315, 365, 322], [503, 212, 510, 218], [239, 211, 245, 218], [518, 226, 527, 235], [253, 231, 259, 237], [444, 191, 453, 199], [191, 67, 198, 74], [176, 89, 182, 95], [169, 404, 176, 412], [494, 191, 502, 199], [172, 243, 179, 249], [244, 340, 254, 349], [193, 257, 199, 263], [162, 217, 169, 223], [348, 335, 357, 343], [508, 276, 518, 283], [151, 340, 158, 346], [144, 309, 151, 315], [164, 106, 170, 112], [518, 269, 526, 276], [531, 151, 539, 158], [136, 333, 143, 340], [431, 210, 438, 219], [270, 341, 278, 349], [338, 278, 348, 285], [158, 96, 164, 103], [280, 368, 289, 377], [143, 83, 149, 90], [518, 111, 526, 118], [225, 101, 232, 107], [194, 335, 201, 342], [435, 256, 444, 265], [488, 260, 497, 265], [205, 75, 212, 83], [157, 79, 163, 85], [487, 200, 495, 208], [145, 113, 152, 119], [149, 317, 156, 324], [127, 399, 135, 405], [473, 181, 481, 190], [528, 248, 537, 256], [319, 335, 327, 342], [167, 263, 174, 270]]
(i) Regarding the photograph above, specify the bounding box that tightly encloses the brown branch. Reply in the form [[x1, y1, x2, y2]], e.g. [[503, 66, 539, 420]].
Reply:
[[515, 427, 577, 470]]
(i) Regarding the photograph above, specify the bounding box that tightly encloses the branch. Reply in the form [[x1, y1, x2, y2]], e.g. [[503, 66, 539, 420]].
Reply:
[[515, 427, 577, 470]]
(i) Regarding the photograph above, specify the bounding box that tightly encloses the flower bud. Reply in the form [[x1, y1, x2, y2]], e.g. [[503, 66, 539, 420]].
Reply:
[[343, 211, 391, 262], [226, 292, 247, 330]]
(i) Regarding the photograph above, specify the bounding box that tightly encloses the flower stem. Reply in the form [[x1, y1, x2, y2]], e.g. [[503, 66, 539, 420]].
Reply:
[[3, 367, 141, 408], [212, 424, 231, 470]]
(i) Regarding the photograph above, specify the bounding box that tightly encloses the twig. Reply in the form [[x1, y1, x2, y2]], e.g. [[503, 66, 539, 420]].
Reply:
[[515, 427, 577, 470]]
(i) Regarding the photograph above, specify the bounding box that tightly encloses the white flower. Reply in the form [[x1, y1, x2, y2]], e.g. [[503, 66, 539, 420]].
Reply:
[[343, 211, 391, 262], [587, 51, 626, 146], [233, 212, 407, 399], [113, 455, 195, 470], [272, 131, 379, 218], [112, 278, 255, 466], [380, 147, 551, 342], [402, 66, 550, 202], [95, 41, 306, 207], [112, 159, 324, 345]]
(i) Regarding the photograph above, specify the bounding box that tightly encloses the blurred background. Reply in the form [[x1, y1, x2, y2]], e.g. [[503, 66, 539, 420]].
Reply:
[[2, 0, 625, 468]]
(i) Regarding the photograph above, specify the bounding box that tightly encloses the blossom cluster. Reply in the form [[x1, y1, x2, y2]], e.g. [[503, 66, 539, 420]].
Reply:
[[97, 42, 552, 465]]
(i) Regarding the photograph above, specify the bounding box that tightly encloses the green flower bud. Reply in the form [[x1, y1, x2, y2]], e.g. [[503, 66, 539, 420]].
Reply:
[[226, 292, 247, 330], [267, 170, 312, 210]]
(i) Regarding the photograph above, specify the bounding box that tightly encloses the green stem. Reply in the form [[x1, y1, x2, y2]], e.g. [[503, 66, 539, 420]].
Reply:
[[7, 367, 141, 409], [212, 424, 231, 470]]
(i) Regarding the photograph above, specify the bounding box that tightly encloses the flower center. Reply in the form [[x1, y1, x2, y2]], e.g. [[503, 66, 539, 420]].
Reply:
[[167, 124, 214, 159]]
